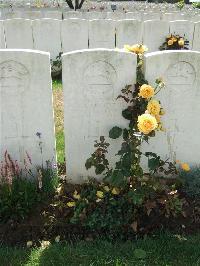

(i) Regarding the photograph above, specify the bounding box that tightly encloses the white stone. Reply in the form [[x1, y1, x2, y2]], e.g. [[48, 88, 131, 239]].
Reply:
[[63, 11, 82, 19], [23, 11, 42, 19], [89, 19, 115, 49], [61, 19, 88, 53], [0, 49, 56, 170], [87, 11, 107, 20], [143, 20, 170, 52], [142, 12, 161, 21], [0, 20, 5, 49], [106, 11, 124, 20], [32, 18, 61, 60], [116, 19, 143, 48], [62, 49, 137, 182], [44, 11, 63, 19], [143, 50, 200, 167], [169, 20, 195, 49], [125, 12, 142, 20], [4, 19, 34, 49], [193, 22, 200, 51]]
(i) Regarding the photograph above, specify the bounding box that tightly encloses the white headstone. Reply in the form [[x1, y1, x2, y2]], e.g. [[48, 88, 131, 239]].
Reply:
[[126, 12, 142, 20], [116, 19, 143, 48], [87, 11, 107, 20], [4, 19, 34, 49], [143, 20, 170, 52], [89, 19, 115, 49], [193, 22, 200, 51], [169, 20, 195, 49], [63, 11, 82, 19], [44, 11, 63, 20], [61, 19, 88, 53], [0, 20, 5, 49], [142, 12, 160, 21], [0, 49, 56, 169], [23, 11, 42, 20], [32, 18, 61, 60], [143, 50, 200, 166], [62, 49, 137, 182]]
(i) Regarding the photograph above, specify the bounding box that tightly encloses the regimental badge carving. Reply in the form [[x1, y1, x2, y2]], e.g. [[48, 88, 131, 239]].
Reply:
[[83, 60, 117, 101], [0, 60, 30, 94], [165, 61, 195, 86]]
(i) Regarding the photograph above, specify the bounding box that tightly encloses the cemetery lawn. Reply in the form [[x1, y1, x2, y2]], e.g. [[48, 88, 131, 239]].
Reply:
[[53, 79, 65, 163], [0, 233, 200, 266]]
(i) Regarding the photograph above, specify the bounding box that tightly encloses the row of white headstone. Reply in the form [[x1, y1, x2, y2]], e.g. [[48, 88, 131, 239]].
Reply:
[[1, 10, 200, 21], [0, 18, 200, 59], [1, 49, 200, 183]]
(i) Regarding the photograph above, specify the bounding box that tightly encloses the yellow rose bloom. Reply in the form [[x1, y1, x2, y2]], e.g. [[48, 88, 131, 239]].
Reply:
[[178, 38, 184, 46], [155, 114, 161, 123], [111, 187, 120, 195], [137, 113, 158, 134], [67, 201, 76, 207], [147, 99, 161, 116], [181, 163, 190, 171], [168, 39, 173, 46], [124, 44, 148, 54], [103, 186, 110, 192], [138, 84, 155, 99], [171, 37, 177, 43], [73, 190, 81, 200], [96, 190, 104, 198]]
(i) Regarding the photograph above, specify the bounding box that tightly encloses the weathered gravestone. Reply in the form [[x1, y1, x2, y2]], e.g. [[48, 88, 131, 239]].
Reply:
[[61, 19, 88, 53], [116, 19, 143, 48], [0, 49, 56, 169], [169, 20, 195, 49], [4, 19, 34, 49], [62, 49, 137, 182], [32, 18, 62, 60], [193, 22, 200, 51], [143, 50, 200, 166], [89, 19, 115, 49], [143, 20, 170, 52], [0, 20, 5, 48]]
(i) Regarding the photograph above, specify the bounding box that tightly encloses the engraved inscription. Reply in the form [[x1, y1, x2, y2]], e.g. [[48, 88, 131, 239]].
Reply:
[[83, 60, 117, 100], [0, 60, 30, 94], [165, 61, 195, 85]]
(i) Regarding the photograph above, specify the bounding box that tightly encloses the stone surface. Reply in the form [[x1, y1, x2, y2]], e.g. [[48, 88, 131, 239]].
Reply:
[[0, 49, 56, 170], [143, 50, 200, 166], [32, 18, 61, 59], [193, 22, 200, 51], [62, 49, 137, 182], [89, 19, 115, 49], [143, 20, 170, 52], [63, 11, 82, 19], [44, 11, 63, 19], [23, 11, 42, 19], [116, 19, 143, 48], [0, 20, 5, 48], [169, 20, 195, 49], [61, 19, 88, 53], [4, 19, 34, 49]]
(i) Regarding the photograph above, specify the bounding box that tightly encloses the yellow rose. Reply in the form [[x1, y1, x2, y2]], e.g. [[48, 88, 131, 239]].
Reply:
[[138, 84, 155, 99], [171, 37, 177, 43], [111, 187, 120, 195], [67, 201, 76, 207], [124, 44, 148, 54], [168, 39, 173, 46], [103, 186, 110, 192], [155, 114, 161, 123], [178, 38, 184, 46], [147, 100, 161, 116], [73, 190, 80, 200], [137, 113, 158, 134], [96, 190, 104, 198], [181, 163, 190, 171]]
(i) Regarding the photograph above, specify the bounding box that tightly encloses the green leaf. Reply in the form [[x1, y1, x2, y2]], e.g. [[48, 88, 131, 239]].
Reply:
[[123, 129, 129, 140], [109, 126, 122, 139], [134, 249, 147, 259], [85, 158, 93, 170], [95, 164, 105, 175], [122, 153, 132, 169], [122, 108, 132, 120], [148, 158, 160, 171]]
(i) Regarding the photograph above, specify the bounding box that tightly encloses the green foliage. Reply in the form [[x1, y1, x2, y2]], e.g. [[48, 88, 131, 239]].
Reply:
[[193, 2, 200, 9], [176, 0, 185, 10], [0, 166, 59, 223], [109, 126, 122, 139], [180, 167, 200, 198]]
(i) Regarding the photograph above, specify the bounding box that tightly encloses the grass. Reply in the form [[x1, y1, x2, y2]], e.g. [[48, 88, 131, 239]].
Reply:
[[52, 79, 65, 163], [0, 233, 200, 265]]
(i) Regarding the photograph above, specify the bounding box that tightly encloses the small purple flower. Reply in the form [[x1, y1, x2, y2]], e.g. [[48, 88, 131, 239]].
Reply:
[[36, 132, 42, 139]]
